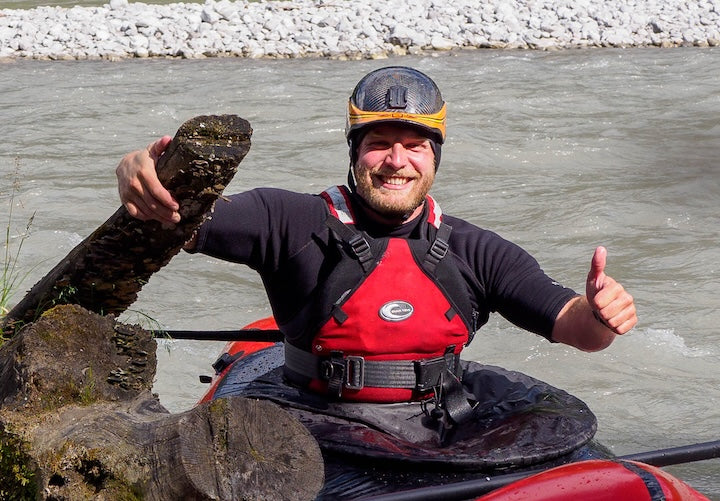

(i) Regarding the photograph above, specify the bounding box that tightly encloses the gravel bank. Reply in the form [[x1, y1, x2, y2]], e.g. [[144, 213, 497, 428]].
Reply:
[[1, 0, 719, 61]]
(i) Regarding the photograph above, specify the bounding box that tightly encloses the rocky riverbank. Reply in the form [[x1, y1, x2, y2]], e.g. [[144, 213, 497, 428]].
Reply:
[[1, 0, 719, 61]]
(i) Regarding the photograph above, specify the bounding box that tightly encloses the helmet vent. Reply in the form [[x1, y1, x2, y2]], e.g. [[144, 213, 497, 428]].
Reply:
[[386, 86, 408, 109]]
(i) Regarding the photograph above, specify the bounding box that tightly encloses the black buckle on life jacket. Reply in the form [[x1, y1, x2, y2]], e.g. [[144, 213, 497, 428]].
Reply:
[[344, 356, 365, 390], [428, 236, 449, 262], [414, 356, 450, 392], [423, 222, 452, 273], [414, 345, 458, 392], [320, 351, 365, 397], [321, 351, 345, 398], [347, 233, 374, 270], [325, 215, 375, 273]]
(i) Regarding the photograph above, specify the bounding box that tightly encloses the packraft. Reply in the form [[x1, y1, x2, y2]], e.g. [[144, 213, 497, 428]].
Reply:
[[196, 317, 710, 500]]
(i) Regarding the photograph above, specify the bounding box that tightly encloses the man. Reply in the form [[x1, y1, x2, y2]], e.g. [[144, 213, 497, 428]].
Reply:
[[117, 66, 636, 442]]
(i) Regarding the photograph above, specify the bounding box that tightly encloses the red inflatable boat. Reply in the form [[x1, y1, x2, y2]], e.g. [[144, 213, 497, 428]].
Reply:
[[197, 318, 709, 500]]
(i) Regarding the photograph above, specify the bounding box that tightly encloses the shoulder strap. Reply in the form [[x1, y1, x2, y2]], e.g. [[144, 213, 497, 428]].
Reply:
[[321, 186, 375, 273], [320, 186, 450, 275], [423, 221, 452, 274], [325, 217, 374, 273]]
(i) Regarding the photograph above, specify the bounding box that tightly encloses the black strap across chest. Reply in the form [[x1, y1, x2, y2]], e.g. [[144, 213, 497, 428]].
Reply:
[[324, 215, 454, 276]]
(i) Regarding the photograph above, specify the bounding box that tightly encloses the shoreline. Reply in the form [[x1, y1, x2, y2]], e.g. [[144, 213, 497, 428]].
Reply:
[[1, 0, 719, 61]]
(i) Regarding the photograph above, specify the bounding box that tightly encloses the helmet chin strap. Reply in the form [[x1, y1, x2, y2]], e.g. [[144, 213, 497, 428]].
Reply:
[[347, 164, 357, 193]]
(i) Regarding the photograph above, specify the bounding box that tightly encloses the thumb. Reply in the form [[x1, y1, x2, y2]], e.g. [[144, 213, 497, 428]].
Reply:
[[587, 246, 607, 291], [148, 135, 172, 161]]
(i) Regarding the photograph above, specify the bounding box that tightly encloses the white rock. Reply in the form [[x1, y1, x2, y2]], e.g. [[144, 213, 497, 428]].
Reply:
[[388, 25, 415, 46], [214, 1, 238, 21], [603, 27, 634, 45], [1, 0, 720, 59], [430, 35, 454, 50], [129, 34, 148, 49], [264, 16, 281, 31], [109, 0, 128, 10], [93, 29, 111, 41], [201, 7, 220, 24]]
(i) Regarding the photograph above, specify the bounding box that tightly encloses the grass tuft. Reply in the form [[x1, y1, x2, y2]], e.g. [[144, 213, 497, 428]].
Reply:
[[1, 158, 36, 342]]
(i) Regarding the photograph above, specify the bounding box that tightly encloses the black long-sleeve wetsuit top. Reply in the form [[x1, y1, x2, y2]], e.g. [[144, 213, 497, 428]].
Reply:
[[193, 187, 578, 347]]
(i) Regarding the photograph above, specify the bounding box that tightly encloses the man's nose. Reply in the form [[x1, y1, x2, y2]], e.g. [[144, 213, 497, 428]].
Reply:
[[385, 143, 407, 169]]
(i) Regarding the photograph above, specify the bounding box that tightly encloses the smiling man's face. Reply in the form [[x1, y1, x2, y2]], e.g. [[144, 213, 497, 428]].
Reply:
[[353, 124, 436, 224]]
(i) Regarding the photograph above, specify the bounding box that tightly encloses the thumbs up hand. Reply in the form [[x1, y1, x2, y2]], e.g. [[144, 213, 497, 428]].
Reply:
[[586, 246, 637, 335]]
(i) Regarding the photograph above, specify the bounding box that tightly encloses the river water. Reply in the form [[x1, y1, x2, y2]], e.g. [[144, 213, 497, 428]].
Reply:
[[2, 48, 719, 495]]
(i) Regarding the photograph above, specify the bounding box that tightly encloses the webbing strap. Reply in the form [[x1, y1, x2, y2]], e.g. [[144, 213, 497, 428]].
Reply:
[[442, 374, 475, 425], [423, 222, 452, 274], [284, 343, 455, 392], [325, 216, 375, 273]]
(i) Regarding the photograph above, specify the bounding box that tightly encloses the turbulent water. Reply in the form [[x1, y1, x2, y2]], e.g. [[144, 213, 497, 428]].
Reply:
[[1, 48, 719, 496]]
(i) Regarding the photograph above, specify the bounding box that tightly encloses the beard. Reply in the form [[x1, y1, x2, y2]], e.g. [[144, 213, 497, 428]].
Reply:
[[352, 165, 435, 221]]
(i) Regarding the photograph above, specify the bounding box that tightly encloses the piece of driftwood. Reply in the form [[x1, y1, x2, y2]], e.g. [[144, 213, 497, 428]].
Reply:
[[0, 116, 323, 499], [0, 304, 324, 499], [2, 115, 252, 335]]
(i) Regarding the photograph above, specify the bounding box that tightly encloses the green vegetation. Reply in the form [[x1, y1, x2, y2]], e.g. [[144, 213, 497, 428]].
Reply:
[[40, 444, 144, 500], [40, 367, 99, 409], [79, 367, 97, 406], [1, 159, 35, 342], [123, 309, 164, 333], [0, 426, 37, 500]]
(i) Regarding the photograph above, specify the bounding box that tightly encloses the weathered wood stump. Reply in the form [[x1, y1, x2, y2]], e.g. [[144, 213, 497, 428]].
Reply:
[[0, 305, 324, 499], [0, 116, 325, 499], [2, 114, 253, 335]]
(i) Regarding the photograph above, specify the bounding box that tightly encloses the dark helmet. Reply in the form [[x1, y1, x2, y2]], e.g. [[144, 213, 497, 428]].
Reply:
[[346, 66, 446, 169]]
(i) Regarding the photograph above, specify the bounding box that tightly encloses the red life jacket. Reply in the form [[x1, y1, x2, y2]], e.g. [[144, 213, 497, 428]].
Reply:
[[283, 186, 475, 403]]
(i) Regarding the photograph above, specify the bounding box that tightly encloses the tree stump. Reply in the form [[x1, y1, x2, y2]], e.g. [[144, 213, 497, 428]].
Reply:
[[0, 305, 324, 500], [2, 115, 253, 335], [0, 116, 325, 499]]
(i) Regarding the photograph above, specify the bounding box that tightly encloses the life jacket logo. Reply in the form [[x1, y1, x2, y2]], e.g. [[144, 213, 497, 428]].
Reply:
[[379, 301, 414, 322]]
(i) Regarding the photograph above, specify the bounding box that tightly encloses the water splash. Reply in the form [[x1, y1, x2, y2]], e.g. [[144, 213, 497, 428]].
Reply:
[[628, 328, 714, 358]]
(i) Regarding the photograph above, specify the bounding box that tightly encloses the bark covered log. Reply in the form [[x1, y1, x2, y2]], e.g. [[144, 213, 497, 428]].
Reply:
[[0, 305, 324, 500], [2, 115, 252, 335], [0, 116, 324, 499]]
